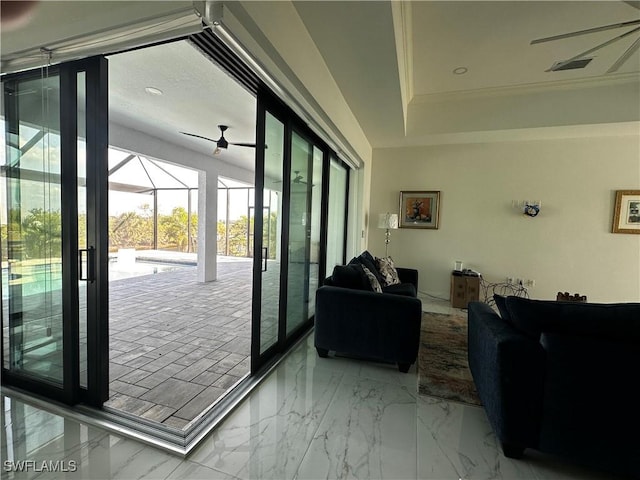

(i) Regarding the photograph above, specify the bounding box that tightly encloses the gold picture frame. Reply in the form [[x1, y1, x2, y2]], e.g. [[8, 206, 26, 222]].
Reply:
[[612, 190, 640, 234], [399, 191, 440, 229]]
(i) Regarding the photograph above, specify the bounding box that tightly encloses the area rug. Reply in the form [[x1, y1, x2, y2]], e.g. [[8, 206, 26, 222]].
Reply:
[[417, 311, 481, 406]]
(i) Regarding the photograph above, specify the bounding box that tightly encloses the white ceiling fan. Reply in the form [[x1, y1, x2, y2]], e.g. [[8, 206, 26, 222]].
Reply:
[[531, 12, 640, 73]]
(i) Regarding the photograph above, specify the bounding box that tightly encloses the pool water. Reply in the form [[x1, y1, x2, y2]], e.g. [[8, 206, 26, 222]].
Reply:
[[108, 259, 192, 281], [1, 260, 194, 299]]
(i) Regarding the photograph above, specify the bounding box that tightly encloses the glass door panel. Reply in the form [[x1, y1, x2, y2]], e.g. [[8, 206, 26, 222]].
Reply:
[[2, 74, 65, 385], [258, 112, 284, 354], [324, 157, 348, 277], [77, 71, 88, 388], [285, 132, 311, 335], [307, 146, 323, 318], [286, 132, 324, 334]]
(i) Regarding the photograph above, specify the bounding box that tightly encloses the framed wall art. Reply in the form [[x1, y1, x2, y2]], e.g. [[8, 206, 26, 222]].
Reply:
[[399, 190, 440, 229], [612, 190, 640, 234]]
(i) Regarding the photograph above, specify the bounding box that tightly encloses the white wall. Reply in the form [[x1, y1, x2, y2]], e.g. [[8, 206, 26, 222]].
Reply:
[[368, 135, 640, 303], [224, 0, 371, 167]]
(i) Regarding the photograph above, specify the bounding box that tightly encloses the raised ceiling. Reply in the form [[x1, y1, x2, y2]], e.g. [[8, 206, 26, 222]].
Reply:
[[294, 0, 640, 147], [412, 1, 639, 96]]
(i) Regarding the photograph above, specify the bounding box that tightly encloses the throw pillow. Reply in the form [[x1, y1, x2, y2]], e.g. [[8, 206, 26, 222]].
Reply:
[[376, 256, 401, 287], [356, 251, 386, 286], [331, 265, 366, 290], [361, 265, 383, 293], [493, 294, 511, 322]]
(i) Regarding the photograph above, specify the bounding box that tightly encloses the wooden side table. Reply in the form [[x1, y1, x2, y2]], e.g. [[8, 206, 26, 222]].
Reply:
[[450, 273, 480, 308]]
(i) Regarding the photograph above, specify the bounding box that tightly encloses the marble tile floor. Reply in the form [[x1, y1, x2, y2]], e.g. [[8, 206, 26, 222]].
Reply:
[[1, 333, 622, 480], [104, 257, 254, 429]]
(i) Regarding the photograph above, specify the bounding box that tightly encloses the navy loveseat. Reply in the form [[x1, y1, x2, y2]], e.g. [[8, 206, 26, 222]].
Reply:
[[314, 253, 422, 372], [468, 297, 640, 477]]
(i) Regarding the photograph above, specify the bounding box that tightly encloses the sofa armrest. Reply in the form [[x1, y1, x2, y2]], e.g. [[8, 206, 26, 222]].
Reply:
[[467, 302, 546, 453], [396, 267, 418, 291], [315, 286, 422, 364]]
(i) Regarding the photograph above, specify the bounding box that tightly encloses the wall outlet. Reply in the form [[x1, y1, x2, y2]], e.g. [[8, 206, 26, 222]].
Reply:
[[506, 277, 514, 284], [525, 279, 535, 287]]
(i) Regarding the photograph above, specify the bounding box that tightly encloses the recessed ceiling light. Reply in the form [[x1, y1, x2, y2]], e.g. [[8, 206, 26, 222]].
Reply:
[[145, 87, 163, 96], [453, 67, 468, 75]]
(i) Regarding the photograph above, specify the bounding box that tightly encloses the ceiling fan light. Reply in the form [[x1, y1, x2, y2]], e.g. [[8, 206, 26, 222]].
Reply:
[[214, 146, 221, 155]]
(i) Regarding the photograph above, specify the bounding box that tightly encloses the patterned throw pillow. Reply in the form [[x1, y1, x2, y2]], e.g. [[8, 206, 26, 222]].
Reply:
[[361, 265, 383, 293], [376, 256, 401, 287]]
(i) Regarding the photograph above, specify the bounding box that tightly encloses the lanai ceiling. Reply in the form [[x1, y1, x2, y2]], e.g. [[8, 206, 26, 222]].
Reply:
[[108, 40, 257, 173]]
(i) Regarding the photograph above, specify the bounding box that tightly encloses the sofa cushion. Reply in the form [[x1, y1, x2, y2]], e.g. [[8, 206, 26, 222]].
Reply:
[[361, 265, 383, 293], [376, 256, 401, 286], [505, 296, 640, 341], [331, 264, 367, 290], [493, 294, 512, 322], [382, 283, 416, 297]]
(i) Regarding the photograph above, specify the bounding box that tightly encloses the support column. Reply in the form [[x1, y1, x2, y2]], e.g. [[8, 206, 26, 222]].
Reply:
[[197, 170, 218, 282]]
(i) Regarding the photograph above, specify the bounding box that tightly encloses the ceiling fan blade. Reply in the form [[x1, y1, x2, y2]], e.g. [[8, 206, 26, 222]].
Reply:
[[229, 142, 257, 148], [547, 25, 640, 71], [608, 35, 640, 72], [531, 19, 640, 45], [180, 132, 219, 143]]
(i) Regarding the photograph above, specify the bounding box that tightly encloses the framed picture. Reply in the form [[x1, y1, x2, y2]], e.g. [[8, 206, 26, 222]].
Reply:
[[399, 191, 440, 229], [612, 190, 640, 234]]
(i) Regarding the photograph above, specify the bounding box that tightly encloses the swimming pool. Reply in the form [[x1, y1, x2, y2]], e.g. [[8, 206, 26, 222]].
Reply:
[[1, 259, 195, 299], [108, 259, 193, 281]]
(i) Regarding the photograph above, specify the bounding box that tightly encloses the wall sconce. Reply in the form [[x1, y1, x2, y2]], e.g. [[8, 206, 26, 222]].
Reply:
[[512, 200, 541, 217], [378, 212, 398, 257]]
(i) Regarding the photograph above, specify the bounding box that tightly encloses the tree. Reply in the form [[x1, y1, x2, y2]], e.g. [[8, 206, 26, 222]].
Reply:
[[158, 206, 194, 252], [21, 208, 62, 259], [227, 215, 249, 256], [109, 204, 153, 251], [217, 220, 227, 255]]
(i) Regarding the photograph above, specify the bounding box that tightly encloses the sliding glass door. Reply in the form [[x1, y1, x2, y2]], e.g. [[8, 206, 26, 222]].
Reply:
[[1, 58, 108, 405], [252, 91, 345, 372]]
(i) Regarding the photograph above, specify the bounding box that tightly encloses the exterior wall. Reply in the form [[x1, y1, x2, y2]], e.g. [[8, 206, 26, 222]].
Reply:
[[368, 136, 640, 303]]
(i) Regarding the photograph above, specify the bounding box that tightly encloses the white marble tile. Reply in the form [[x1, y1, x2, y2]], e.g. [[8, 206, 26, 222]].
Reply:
[[2, 331, 625, 480], [32, 431, 182, 480], [302, 330, 420, 390], [295, 374, 418, 480], [165, 460, 240, 479], [416, 396, 535, 479], [188, 357, 343, 479]]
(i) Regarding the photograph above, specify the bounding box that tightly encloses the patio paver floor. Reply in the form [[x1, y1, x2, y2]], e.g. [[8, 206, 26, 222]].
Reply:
[[104, 257, 253, 430]]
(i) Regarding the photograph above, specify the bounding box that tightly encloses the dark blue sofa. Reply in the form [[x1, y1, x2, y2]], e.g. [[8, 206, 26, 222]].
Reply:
[[314, 259, 422, 373], [468, 297, 640, 477]]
